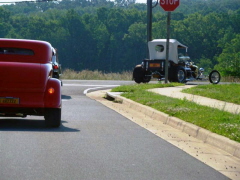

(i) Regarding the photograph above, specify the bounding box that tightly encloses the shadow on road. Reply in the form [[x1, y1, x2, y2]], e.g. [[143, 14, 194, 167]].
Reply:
[[0, 119, 79, 132], [62, 94, 72, 100]]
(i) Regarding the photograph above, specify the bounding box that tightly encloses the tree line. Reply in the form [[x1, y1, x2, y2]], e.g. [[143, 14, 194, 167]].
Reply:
[[0, 0, 240, 76]]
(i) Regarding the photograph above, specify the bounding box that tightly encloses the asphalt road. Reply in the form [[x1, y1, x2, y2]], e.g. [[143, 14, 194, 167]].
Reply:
[[0, 80, 229, 180]]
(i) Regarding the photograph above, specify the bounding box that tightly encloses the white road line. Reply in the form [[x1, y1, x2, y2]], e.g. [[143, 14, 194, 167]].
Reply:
[[83, 87, 102, 95], [62, 84, 120, 102], [64, 84, 119, 87], [63, 83, 119, 95], [83, 85, 119, 95]]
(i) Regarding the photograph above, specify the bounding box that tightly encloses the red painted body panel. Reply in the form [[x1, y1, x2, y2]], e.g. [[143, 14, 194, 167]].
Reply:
[[0, 39, 61, 117], [44, 78, 62, 108], [0, 39, 52, 63], [0, 62, 51, 93]]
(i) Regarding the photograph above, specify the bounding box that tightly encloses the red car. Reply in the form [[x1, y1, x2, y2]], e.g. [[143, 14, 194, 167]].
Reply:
[[0, 39, 61, 127]]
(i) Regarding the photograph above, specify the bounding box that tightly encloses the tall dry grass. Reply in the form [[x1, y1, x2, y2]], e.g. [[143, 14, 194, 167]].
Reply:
[[61, 69, 132, 80], [222, 76, 240, 82], [62, 69, 238, 82]]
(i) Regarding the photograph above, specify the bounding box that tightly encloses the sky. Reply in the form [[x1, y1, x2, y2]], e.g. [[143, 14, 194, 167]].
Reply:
[[136, 0, 147, 3]]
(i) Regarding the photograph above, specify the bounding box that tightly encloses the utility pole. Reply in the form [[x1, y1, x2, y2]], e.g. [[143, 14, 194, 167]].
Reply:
[[147, 0, 158, 58], [147, 0, 153, 43]]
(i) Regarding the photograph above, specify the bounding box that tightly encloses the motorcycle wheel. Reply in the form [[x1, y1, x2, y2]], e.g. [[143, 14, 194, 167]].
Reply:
[[209, 70, 221, 84]]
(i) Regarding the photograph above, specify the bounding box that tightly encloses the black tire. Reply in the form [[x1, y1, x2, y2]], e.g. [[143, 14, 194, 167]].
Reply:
[[171, 66, 186, 83], [44, 108, 61, 127], [209, 70, 221, 84], [142, 71, 151, 83], [133, 65, 144, 83], [168, 67, 174, 82], [142, 76, 151, 83]]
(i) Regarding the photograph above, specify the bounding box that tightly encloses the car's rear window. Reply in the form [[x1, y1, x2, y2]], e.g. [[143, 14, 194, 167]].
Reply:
[[0, 48, 34, 55]]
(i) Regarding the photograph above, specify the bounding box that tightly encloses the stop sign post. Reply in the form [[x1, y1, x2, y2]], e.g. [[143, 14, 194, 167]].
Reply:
[[160, 0, 180, 12], [159, 0, 180, 83]]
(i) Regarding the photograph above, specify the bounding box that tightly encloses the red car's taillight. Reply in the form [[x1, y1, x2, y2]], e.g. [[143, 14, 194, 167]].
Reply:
[[48, 87, 55, 94]]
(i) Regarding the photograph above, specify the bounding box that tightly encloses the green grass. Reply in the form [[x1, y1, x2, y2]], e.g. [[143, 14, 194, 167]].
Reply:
[[111, 82, 183, 92], [182, 84, 240, 104], [111, 83, 240, 143]]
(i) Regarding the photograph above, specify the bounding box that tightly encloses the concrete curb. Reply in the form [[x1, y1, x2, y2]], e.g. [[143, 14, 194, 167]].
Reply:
[[107, 91, 240, 159]]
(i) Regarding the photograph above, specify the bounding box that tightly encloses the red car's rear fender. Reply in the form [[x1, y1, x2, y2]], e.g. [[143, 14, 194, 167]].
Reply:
[[44, 78, 61, 108]]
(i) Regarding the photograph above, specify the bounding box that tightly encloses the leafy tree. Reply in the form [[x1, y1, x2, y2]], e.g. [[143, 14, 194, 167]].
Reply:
[[197, 58, 214, 74], [0, 7, 11, 22], [0, 0, 239, 76], [115, 0, 136, 7], [123, 22, 147, 67], [229, 9, 240, 34], [0, 7, 12, 37], [218, 27, 236, 50], [58, 9, 94, 70], [215, 34, 240, 77]]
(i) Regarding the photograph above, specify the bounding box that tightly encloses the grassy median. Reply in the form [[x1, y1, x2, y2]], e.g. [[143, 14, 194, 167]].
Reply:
[[111, 83, 240, 143], [182, 84, 240, 104]]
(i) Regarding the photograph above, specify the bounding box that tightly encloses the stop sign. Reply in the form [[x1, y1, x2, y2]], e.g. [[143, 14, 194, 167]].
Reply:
[[160, 0, 180, 11]]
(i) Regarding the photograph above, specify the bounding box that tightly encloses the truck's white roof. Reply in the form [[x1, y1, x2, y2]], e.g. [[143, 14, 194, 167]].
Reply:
[[148, 39, 188, 63], [150, 39, 187, 48]]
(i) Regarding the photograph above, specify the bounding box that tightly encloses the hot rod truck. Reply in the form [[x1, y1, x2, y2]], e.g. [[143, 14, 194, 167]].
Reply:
[[133, 39, 221, 84], [0, 39, 61, 127]]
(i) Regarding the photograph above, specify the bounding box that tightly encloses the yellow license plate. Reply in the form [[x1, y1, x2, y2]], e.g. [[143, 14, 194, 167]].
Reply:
[[0, 98, 19, 104], [149, 63, 161, 68]]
